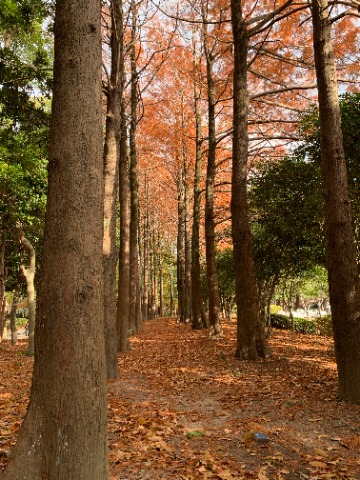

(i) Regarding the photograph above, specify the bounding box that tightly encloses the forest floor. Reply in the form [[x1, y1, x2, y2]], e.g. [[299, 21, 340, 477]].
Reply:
[[1, 317, 360, 480]]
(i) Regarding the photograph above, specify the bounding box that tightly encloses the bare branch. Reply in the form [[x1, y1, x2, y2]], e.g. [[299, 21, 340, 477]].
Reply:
[[250, 84, 317, 100]]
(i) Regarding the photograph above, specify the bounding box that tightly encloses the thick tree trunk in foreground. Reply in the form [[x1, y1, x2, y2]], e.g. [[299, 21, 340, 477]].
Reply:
[[312, 0, 360, 403], [230, 0, 266, 359], [1, 0, 109, 477]]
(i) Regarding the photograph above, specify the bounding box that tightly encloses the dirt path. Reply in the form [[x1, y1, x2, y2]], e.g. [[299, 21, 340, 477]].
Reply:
[[1, 317, 360, 479], [108, 318, 360, 480]]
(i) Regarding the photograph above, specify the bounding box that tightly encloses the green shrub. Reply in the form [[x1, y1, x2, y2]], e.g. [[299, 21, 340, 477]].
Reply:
[[270, 313, 291, 330], [16, 318, 28, 327], [293, 317, 317, 334]]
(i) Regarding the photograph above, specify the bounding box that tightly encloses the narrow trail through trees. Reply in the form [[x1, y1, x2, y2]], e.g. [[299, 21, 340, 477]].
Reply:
[[1, 318, 360, 479]]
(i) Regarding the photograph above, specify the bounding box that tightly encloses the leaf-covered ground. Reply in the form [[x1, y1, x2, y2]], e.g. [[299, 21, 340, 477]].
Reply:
[[1, 317, 360, 479]]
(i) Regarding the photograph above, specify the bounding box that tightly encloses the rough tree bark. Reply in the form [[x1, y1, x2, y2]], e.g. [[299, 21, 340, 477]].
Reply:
[[311, 0, 360, 403], [1, 0, 109, 477], [230, 0, 266, 359]]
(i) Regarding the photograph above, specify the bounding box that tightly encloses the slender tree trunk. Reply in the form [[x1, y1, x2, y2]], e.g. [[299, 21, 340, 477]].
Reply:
[[191, 62, 204, 329], [203, 22, 222, 337], [103, 0, 122, 377], [117, 0, 131, 353], [177, 171, 186, 323], [311, 0, 360, 403], [180, 99, 192, 324], [1, 0, 108, 476], [135, 243, 142, 330], [18, 230, 36, 357], [0, 228, 7, 339], [159, 248, 164, 317], [128, 0, 142, 334], [230, 0, 266, 359], [152, 232, 159, 317], [142, 208, 149, 320], [9, 289, 19, 346], [170, 274, 175, 316]]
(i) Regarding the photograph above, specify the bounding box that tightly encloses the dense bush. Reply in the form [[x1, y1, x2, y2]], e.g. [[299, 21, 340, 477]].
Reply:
[[270, 313, 291, 330], [270, 313, 332, 336], [293, 318, 317, 334]]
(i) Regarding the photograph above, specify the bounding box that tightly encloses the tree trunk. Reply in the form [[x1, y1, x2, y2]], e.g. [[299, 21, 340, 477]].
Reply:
[[117, 0, 131, 354], [181, 99, 192, 324], [103, 0, 122, 377], [18, 230, 36, 357], [159, 248, 165, 317], [169, 274, 175, 316], [1, 0, 108, 477], [9, 290, 19, 346], [203, 18, 222, 338], [142, 208, 150, 320], [311, 0, 360, 403], [0, 228, 7, 340], [230, 0, 266, 359], [177, 170, 186, 323], [128, 0, 142, 334], [191, 64, 204, 329]]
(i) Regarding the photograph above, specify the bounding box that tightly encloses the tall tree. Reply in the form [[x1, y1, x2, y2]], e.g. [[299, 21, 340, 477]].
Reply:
[[191, 36, 205, 329], [230, 0, 297, 359], [201, 0, 222, 337], [116, 0, 131, 353], [128, 0, 142, 334], [102, 0, 121, 378], [1, 0, 109, 477], [230, 0, 262, 359], [311, 0, 360, 403]]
